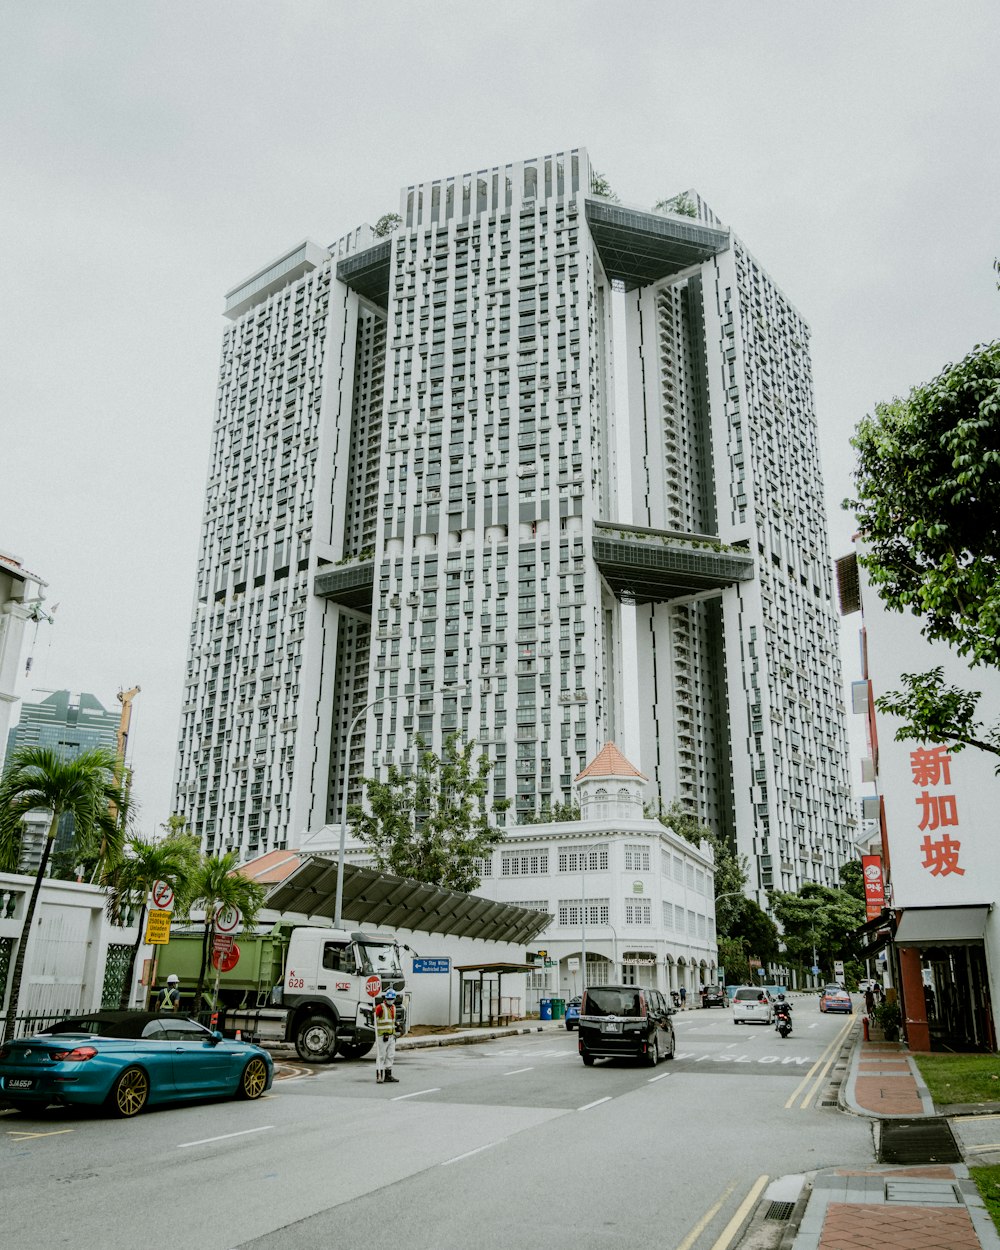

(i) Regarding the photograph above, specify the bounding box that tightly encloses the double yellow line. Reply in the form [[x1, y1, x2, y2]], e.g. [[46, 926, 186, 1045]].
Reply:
[[784, 1016, 855, 1111]]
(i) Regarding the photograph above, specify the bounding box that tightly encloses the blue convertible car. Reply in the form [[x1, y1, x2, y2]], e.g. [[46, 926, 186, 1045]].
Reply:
[[0, 1011, 273, 1117]]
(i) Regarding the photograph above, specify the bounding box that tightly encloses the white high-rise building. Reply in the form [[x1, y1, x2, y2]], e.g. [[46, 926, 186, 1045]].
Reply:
[[174, 148, 854, 900]]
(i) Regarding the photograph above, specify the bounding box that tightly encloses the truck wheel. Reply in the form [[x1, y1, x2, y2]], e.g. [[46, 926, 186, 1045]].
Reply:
[[295, 1014, 337, 1063], [336, 1040, 374, 1060]]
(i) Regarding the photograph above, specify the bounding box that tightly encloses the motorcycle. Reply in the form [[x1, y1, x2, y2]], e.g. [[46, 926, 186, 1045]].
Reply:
[[775, 1004, 793, 1038]]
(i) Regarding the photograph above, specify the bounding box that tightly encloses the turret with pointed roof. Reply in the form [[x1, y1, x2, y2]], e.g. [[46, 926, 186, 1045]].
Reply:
[[576, 742, 647, 822]]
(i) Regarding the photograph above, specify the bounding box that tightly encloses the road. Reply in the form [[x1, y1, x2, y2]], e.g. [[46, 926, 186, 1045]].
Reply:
[[1, 1003, 874, 1250]]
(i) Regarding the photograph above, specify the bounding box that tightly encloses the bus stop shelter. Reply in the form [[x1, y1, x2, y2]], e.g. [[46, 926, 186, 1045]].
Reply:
[[453, 961, 536, 1027]]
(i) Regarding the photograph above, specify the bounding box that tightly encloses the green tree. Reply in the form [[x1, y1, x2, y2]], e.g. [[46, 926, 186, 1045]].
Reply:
[[846, 336, 1000, 759], [653, 192, 697, 218], [373, 212, 402, 238], [590, 171, 619, 202], [188, 852, 266, 1009], [768, 882, 866, 979], [103, 832, 200, 1008], [520, 799, 581, 824], [717, 936, 751, 987], [839, 859, 865, 904], [0, 746, 129, 1039], [350, 733, 508, 891], [729, 899, 780, 965]]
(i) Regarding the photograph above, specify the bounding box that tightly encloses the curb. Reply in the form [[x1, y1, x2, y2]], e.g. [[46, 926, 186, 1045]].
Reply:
[[263, 1022, 557, 1061]]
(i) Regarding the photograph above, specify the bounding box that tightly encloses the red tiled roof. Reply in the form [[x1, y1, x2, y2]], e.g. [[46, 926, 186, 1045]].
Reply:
[[234, 849, 303, 884], [575, 742, 647, 781]]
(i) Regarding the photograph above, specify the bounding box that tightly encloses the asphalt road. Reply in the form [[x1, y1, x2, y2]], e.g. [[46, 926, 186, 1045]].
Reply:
[[1, 1002, 874, 1250]]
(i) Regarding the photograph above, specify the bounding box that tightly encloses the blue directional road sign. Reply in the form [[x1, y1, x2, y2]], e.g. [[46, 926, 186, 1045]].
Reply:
[[412, 957, 451, 974]]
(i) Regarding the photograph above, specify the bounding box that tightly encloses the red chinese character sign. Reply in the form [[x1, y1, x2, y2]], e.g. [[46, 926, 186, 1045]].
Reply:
[[862, 855, 885, 920], [857, 553, 998, 908]]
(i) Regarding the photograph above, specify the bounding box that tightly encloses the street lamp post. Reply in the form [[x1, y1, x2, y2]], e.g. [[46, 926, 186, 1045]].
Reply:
[[332, 684, 462, 930]]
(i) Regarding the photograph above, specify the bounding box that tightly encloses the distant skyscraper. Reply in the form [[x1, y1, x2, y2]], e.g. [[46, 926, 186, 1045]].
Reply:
[[174, 148, 855, 899], [7, 689, 119, 871]]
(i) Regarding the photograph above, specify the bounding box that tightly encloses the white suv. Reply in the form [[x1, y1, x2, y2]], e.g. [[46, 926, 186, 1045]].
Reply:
[[732, 987, 774, 1025]]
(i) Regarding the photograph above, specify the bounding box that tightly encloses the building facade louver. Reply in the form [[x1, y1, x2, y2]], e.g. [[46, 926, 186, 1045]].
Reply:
[[173, 148, 854, 901]]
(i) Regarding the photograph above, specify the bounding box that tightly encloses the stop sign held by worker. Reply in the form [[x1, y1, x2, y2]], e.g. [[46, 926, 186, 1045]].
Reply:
[[366, 975, 382, 998]]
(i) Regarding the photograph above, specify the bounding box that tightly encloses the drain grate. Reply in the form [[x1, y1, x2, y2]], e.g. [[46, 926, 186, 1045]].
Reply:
[[764, 1201, 796, 1221], [878, 1117, 962, 1164]]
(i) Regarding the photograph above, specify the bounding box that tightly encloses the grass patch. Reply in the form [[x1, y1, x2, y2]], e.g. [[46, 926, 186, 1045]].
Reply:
[[971, 1165, 1000, 1237], [913, 1053, 1000, 1105]]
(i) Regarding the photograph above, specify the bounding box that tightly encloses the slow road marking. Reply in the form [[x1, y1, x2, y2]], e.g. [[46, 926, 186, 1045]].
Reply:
[[178, 1126, 273, 1148]]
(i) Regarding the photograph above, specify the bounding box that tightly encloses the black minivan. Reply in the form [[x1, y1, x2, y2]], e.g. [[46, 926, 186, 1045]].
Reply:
[[577, 984, 676, 1066]]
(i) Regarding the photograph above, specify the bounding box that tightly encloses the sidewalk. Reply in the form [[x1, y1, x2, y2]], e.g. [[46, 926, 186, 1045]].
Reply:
[[788, 1033, 1000, 1250]]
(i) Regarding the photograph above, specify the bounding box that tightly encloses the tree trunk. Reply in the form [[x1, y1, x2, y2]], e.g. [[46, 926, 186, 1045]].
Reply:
[[118, 897, 148, 1010], [2, 816, 58, 1042], [195, 919, 212, 1010]]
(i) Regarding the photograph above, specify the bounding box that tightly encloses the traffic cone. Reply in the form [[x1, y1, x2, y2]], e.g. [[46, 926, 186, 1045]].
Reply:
[[235, 1029, 242, 1042]]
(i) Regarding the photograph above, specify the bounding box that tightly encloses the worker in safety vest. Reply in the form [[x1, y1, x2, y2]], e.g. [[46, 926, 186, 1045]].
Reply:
[[374, 989, 399, 1084], [160, 974, 181, 1011]]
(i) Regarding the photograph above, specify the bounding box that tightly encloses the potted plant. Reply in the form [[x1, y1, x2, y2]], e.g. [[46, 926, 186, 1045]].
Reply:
[[871, 999, 902, 1042]]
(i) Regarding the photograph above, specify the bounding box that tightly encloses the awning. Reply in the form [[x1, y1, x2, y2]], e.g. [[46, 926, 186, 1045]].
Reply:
[[265, 856, 551, 945], [894, 905, 990, 948]]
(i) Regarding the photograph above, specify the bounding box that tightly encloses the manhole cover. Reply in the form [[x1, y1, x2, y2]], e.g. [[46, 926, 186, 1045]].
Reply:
[[878, 1118, 961, 1164]]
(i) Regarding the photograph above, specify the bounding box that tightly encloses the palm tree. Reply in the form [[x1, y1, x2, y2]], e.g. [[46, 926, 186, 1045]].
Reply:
[[103, 833, 200, 1008], [0, 745, 129, 1040], [188, 851, 266, 1008]]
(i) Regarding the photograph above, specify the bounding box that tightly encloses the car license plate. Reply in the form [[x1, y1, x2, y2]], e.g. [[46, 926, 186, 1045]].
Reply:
[[6, 1078, 35, 1090], [602, 1022, 620, 1033]]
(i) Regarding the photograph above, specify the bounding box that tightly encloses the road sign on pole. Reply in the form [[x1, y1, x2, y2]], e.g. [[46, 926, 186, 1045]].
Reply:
[[212, 943, 240, 973], [145, 910, 171, 944], [214, 905, 242, 934], [365, 975, 382, 998], [151, 880, 174, 912]]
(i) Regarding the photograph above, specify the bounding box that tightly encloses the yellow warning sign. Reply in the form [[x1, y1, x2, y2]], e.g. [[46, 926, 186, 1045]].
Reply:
[[145, 910, 171, 944]]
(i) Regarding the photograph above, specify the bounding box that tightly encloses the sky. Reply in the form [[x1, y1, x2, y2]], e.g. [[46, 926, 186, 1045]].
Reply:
[[2, 1, 998, 835]]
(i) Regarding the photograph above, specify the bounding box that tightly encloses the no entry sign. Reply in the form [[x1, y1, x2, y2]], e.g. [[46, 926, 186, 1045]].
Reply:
[[365, 975, 382, 998]]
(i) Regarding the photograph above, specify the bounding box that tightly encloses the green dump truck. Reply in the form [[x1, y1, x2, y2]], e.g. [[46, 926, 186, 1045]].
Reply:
[[154, 923, 406, 1063]]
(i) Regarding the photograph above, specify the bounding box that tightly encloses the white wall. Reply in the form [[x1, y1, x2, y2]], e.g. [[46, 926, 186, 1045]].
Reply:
[[0, 871, 141, 1022]]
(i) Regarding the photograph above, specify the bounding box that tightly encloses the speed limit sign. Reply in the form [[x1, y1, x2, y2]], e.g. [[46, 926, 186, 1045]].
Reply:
[[214, 904, 242, 934]]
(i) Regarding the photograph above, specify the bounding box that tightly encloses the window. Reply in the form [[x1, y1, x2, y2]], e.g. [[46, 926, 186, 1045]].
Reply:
[[322, 941, 353, 972], [557, 845, 608, 873], [472, 855, 494, 878], [557, 897, 610, 926], [501, 850, 549, 876], [624, 899, 651, 925], [624, 844, 650, 872]]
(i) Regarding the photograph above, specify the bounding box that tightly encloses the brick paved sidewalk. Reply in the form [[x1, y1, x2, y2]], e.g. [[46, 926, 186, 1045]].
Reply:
[[788, 1036, 1000, 1250]]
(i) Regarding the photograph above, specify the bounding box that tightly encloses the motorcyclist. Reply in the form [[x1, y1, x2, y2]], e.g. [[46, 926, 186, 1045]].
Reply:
[[774, 993, 793, 1033]]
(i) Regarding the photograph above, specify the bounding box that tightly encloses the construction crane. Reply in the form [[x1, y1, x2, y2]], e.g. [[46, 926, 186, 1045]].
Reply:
[[108, 686, 141, 834]]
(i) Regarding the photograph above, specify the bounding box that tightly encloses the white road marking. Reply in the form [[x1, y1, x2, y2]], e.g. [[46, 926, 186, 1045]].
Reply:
[[390, 1087, 441, 1101], [809, 1022, 819, 1029], [577, 1096, 612, 1111], [648, 1071, 672, 1083], [178, 1126, 273, 1148], [441, 1141, 498, 1166], [504, 1067, 534, 1075]]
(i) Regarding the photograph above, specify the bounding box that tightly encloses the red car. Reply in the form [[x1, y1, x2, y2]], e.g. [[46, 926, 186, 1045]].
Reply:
[[819, 986, 853, 1014]]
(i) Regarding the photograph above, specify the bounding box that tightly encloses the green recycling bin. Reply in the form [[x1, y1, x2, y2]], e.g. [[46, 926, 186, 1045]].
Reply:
[[552, 997, 565, 1019]]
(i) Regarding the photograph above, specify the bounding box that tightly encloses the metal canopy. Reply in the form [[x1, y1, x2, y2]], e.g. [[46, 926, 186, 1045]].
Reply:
[[894, 905, 990, 947], [585, 200, 730, 291], [266, 856, 551, 945]]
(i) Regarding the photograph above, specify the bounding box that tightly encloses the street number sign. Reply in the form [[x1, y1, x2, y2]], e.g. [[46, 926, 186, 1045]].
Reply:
[[365, 975, 382, 998], [151, 880, 174, 911], [212, 943, 240, 973], [214, 904, 242, 934], [145, 910, 171, 944]]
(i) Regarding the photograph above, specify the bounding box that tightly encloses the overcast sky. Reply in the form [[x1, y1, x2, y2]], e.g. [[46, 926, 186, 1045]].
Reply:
[[3, 2, 998, 835]]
